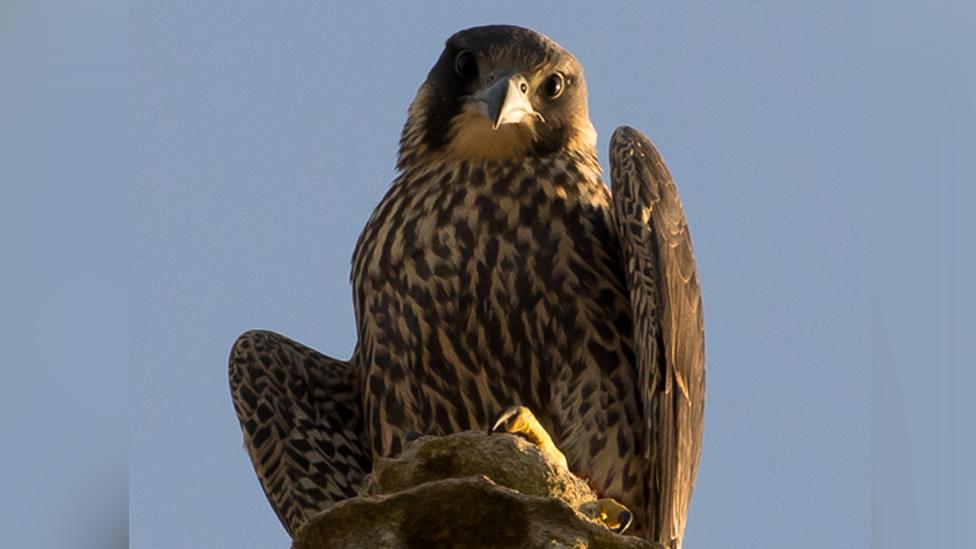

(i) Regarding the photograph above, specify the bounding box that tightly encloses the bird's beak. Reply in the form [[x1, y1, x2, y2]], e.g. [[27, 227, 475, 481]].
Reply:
[[474, 72, 539, 130]]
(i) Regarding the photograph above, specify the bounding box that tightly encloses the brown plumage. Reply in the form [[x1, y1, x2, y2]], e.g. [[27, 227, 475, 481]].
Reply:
[[230, 25, 705, 547]]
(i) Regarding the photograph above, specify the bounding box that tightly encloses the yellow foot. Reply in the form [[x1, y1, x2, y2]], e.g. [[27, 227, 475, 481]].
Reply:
[[489, 405, 569, 470], [582, 497, 633, 534]]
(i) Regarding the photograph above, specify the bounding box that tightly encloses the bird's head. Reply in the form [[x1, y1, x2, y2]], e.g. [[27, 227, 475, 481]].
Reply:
[[398, 25, 597, 169]]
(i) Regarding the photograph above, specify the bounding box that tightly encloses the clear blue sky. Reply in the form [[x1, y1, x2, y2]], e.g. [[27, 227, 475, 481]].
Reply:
[[8, 2, 976, 548], [6, 2, 975, 549], [127, 2, 871, 547]]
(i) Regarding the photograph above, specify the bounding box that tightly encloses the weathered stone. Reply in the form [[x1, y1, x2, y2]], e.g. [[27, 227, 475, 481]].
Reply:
[[292, 431, 658, 549]]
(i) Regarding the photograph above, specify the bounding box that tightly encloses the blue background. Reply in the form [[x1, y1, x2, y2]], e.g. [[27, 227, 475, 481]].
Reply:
[[130, 3, 869, 546], [2, 2, 973, 548]]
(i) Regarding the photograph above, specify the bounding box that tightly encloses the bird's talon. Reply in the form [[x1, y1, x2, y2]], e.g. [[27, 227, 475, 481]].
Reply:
[[488, 405, 569, 470], [614, 510, 633, 534], [488, 405, 522, 435], [588, 498, 633, 534]]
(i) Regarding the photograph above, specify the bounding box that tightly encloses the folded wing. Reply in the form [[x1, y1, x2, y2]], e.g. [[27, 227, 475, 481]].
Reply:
[[610, 126, 706, 548]]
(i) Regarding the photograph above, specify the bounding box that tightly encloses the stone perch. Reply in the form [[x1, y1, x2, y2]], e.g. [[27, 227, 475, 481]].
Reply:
[[292, 431, 661, 549]]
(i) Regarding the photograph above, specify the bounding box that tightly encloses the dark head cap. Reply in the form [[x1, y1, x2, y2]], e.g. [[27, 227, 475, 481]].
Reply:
[[398, 25, 596, 168]]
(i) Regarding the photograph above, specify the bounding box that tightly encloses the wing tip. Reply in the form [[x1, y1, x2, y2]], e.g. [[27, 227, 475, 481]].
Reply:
[[610, 125, 636, 148], [610, 125, 664, 164], [611, 125, 649, 148]]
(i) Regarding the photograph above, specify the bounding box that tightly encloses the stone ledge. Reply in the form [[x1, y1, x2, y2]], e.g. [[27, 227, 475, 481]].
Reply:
[[292, 431, 659, 549]]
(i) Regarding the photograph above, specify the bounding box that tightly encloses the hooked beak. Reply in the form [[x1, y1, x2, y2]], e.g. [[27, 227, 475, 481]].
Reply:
[[474, 72, 541, 130]]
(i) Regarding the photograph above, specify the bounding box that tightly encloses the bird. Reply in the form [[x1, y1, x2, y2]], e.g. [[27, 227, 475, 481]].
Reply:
[[229, 25, 705, 548]]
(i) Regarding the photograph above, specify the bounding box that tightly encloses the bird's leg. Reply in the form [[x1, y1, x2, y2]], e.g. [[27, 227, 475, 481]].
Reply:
[[490, 405, 634, 535], [489, 405, 569, 470], [581, 498, 634, 534]]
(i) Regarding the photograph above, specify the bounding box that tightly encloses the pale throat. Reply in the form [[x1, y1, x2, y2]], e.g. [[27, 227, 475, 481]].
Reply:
[[442, 101, 538, 162]]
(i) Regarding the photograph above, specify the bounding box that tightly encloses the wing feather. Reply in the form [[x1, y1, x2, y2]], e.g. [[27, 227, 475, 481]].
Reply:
[[229, 330, 370, 535], [610, 126, 705, 548]]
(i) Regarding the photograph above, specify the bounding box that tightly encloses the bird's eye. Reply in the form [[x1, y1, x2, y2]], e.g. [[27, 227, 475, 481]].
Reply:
[[454, 51, 476, 79], [543, 73, 565, 99]]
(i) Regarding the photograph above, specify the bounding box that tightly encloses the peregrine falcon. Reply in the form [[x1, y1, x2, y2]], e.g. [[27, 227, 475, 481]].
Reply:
[[229, 25, 705, 548]]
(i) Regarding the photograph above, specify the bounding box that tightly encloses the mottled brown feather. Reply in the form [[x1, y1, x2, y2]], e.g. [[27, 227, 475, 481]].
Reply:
[[610, 127, 706, 548], [228, 330, 370, 535], [228, 27, 705, 546]]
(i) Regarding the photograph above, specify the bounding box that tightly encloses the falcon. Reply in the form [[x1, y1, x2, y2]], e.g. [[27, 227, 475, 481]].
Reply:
[[229, 25, 705, 548]]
